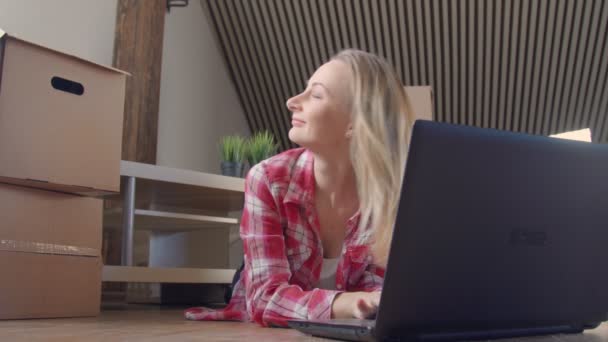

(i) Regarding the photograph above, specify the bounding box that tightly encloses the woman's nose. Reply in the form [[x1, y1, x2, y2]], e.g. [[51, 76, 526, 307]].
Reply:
[[286, 95, 301, 112]]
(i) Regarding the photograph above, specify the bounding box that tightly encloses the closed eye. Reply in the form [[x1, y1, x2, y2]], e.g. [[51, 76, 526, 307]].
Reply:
[[308, 81, 330, 98]]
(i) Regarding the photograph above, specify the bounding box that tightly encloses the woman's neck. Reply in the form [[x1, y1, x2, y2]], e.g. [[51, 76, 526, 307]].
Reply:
[[312, 149, 358, 206]]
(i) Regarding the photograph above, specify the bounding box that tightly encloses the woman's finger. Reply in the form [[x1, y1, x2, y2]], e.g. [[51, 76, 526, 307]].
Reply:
[[355, 297, 378, 319]]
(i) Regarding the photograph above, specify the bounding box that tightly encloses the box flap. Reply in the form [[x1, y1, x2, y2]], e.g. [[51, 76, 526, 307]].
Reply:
[[0, 27, 129, 76]]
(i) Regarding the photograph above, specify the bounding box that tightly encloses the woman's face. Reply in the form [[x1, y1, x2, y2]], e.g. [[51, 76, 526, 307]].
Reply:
[[286, 60, 353, 151]]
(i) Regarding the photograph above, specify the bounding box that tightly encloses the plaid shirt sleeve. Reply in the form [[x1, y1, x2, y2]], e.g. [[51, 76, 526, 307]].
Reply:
[[351, 263, 385, 292], [241, 164, 342, 327]]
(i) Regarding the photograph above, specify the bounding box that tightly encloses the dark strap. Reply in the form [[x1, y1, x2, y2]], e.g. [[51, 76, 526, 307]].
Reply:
[[224, 260, 245, 303]]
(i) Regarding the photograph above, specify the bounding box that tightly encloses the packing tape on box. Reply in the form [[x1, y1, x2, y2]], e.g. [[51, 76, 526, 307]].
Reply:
[[0, 239, 99, 257]]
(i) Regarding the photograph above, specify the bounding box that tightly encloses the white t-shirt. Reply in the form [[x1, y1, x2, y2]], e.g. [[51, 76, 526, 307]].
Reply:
[[316, 257, 340, 290]]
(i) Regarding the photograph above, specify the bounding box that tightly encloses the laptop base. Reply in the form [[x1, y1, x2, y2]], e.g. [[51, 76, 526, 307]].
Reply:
[[288, 319, 589, 342], [288, 319, 374, 342]]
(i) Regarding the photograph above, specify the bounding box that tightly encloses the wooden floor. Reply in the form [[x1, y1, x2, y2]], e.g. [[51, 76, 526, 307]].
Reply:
[[0, 306, 329, 342], [0, 306, 606, 341]]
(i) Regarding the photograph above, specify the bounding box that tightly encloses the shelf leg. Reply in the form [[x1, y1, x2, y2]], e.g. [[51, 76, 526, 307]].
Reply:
[[121, 176, 136, 266]]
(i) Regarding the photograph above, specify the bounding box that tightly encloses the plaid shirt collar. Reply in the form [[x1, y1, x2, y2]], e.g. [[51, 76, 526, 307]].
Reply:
[[283, 148, 315, 206], [283, 149, 363, 240]]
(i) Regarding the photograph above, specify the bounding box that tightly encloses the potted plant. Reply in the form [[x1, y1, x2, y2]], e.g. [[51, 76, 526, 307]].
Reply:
[[219, 135, 246, 177], [245, 131, 278, 167]]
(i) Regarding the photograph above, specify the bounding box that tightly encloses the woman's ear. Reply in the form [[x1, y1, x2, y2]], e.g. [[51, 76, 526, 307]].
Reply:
[[345, 125, 353, 139]]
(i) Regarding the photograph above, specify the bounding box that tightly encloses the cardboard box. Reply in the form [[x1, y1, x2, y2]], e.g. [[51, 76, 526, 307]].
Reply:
[[0, 183, 103, 319], [0, 28, 127, 196], [404, 86, 433, 121]]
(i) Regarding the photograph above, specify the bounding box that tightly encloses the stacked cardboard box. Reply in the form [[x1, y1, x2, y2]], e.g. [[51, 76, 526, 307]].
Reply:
[[0, 29, 127, 319]]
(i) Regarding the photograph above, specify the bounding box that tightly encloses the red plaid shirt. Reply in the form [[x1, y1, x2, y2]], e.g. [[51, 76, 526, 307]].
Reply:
[[185, 148, 384, 327]]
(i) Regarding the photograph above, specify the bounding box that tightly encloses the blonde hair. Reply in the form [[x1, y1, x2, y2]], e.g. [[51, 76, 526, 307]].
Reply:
[[332, 49, 415, 267]]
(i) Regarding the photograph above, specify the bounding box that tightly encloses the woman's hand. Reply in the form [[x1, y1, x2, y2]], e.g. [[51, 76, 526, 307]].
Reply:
[[331, 291, 381, 319]]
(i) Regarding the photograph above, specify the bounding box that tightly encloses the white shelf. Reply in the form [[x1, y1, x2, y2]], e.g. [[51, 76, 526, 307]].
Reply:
[[107, 160, 246, 212], [104, 208, 238, 232], [120, 160, 245, 192], [103, 160, 245, 289], [102, 265, 236, 284]]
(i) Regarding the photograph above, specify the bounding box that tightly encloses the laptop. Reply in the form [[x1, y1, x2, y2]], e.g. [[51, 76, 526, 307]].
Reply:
[[288, 120, 608, 341]]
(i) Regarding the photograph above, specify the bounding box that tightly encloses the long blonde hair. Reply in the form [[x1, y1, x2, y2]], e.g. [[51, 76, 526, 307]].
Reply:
[[332, 49, 415, 267]]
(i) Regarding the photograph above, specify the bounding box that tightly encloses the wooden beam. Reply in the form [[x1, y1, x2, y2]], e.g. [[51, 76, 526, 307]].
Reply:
[[113, 0, 165, 164], [104, 0, 166, 299]]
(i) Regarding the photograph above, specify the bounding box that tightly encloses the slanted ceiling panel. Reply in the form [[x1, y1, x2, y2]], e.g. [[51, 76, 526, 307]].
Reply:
[[201, 0, 608, 150]]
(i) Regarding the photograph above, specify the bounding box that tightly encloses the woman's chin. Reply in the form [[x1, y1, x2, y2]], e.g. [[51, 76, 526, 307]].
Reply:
[[289, 129, 316, 149], [288, 129, 302, 145]]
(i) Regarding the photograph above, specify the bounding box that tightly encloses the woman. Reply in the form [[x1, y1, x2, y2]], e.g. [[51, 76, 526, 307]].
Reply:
[[186, 49, 415, 327]]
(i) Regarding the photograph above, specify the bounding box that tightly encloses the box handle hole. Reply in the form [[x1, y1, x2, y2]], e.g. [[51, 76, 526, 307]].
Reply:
[[51, 76, 84, 96]]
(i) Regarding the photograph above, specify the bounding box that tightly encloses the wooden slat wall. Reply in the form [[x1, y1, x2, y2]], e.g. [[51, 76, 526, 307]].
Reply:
[[201, 0, 608, 149], [113, 0, 166, 163]]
